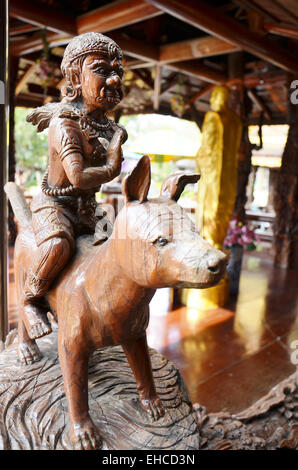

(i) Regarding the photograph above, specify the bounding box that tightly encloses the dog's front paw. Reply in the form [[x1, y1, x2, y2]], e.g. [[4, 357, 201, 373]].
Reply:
[[140, 396, 165, 421], [71, 417, 102, 450]]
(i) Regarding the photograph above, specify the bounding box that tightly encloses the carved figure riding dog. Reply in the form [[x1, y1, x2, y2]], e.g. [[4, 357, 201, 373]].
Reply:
[[22, 32, 127, 341], [6, 33, 227, 450]]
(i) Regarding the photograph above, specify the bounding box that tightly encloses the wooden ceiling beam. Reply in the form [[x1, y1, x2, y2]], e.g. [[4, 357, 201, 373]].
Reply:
[[147, 0, 298, 74], [124, 59, 155, 69], [16, 92, 44, 107], [10, 29, 159, 65], [167, 61, 227, 85], [243, 71, 288, 88], [77, 0, 162, 35], [247, 89, 272, 120], [27, 83, 60, 99], [10, 0, 77, 35], [133, 69, 154, 89], [44, 78, 66, 104], [109, 32, 159, 62], [160, 72, 179, 95], [15, 64, 36, 95], [10, 24, 40, 36], [264, 23, 298, 40], [160, 35, 240, 64], [231, 0, 278, 22], [10, 32, 73, 56], [192, 100, 210, 113], [187, 84, 215, 106]]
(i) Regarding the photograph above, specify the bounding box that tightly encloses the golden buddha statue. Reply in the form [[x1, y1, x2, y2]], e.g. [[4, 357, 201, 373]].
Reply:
[[183, 86, 242, 309]]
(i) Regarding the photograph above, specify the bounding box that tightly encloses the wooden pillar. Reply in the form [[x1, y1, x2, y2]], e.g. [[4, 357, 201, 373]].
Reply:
[[233, 117, 253, 222], [228, 52, 253, 223], [273, 83, 298, 269], [153, 64, 162, 111], [0, 0, 9, 346], [228, 51, 244, 116], [247, 165, 257, 206], [267, 168, 278, 212], [8, 57, 19, 245]]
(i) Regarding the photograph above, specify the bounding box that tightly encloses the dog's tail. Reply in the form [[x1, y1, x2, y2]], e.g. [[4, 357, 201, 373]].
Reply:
[[4, 182, 32, 229]]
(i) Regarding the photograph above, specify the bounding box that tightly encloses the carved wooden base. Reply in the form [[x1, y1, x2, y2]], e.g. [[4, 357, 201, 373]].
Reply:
[[0, 329, 297, 450], [0, 329, 199, 450], [196, 369, 298, 450]]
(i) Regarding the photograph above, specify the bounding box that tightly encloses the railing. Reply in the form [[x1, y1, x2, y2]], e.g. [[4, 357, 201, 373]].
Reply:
[[246, 210, 275, 242]]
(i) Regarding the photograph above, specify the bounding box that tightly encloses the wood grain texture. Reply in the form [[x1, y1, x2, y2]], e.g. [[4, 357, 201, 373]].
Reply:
[[0, 329, 199, 450]]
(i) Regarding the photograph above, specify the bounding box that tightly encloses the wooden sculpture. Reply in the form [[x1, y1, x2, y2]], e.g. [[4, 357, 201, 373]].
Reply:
[[6, 156, 227, 449], [5, 33, 227, 450]]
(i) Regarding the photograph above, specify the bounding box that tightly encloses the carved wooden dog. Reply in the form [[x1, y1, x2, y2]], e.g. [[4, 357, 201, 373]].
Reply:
[[7, 156, 227, 450]]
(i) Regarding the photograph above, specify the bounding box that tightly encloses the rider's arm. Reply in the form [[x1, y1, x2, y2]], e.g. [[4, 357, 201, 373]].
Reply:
[[59, 124, 125, 190]]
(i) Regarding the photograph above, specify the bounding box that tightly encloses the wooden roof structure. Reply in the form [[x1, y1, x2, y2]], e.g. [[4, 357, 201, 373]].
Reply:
[[9, 0, 298, 124]]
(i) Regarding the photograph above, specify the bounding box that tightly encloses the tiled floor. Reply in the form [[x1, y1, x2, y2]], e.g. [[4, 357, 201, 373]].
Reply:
[[8, 246, 298, 415]]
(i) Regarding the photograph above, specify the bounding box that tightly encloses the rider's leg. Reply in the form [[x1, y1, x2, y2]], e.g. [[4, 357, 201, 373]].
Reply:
[[23, 236, 73, 339], [17, 308, 42, 365]]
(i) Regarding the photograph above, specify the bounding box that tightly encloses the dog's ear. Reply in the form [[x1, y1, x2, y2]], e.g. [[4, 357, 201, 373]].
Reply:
[[122, 155, 151, 203], [160, 172, 200, 202]]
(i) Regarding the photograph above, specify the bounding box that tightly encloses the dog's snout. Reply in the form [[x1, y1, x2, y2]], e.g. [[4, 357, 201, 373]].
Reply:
[[206, 252, 227, 276], [207, 263, 220, 274]]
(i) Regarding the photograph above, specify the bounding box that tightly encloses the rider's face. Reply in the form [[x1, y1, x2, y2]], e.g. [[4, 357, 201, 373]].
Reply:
[[80, 53, 123, 112]]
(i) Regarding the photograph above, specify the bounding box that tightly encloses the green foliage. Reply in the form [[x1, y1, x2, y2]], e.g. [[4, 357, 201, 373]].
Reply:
[[246, 242, 257, 252], [15, 107, 48, 188], [151, 161, 173, 193]]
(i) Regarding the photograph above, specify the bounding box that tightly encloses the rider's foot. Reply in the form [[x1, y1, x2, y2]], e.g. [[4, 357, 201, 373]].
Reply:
[[23, 302, 52, 340]]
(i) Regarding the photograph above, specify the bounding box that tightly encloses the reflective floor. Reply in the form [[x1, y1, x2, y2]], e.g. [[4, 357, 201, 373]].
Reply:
[[147, 251, 298, 413], [8, 247, 298, 414]]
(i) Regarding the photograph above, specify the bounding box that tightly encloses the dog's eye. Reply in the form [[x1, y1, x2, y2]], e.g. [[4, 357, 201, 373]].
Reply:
[[154, 237, 168, 246]]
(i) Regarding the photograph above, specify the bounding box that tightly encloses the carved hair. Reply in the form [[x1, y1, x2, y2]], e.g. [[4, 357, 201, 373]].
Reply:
[[61, 32, 122, 101]]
